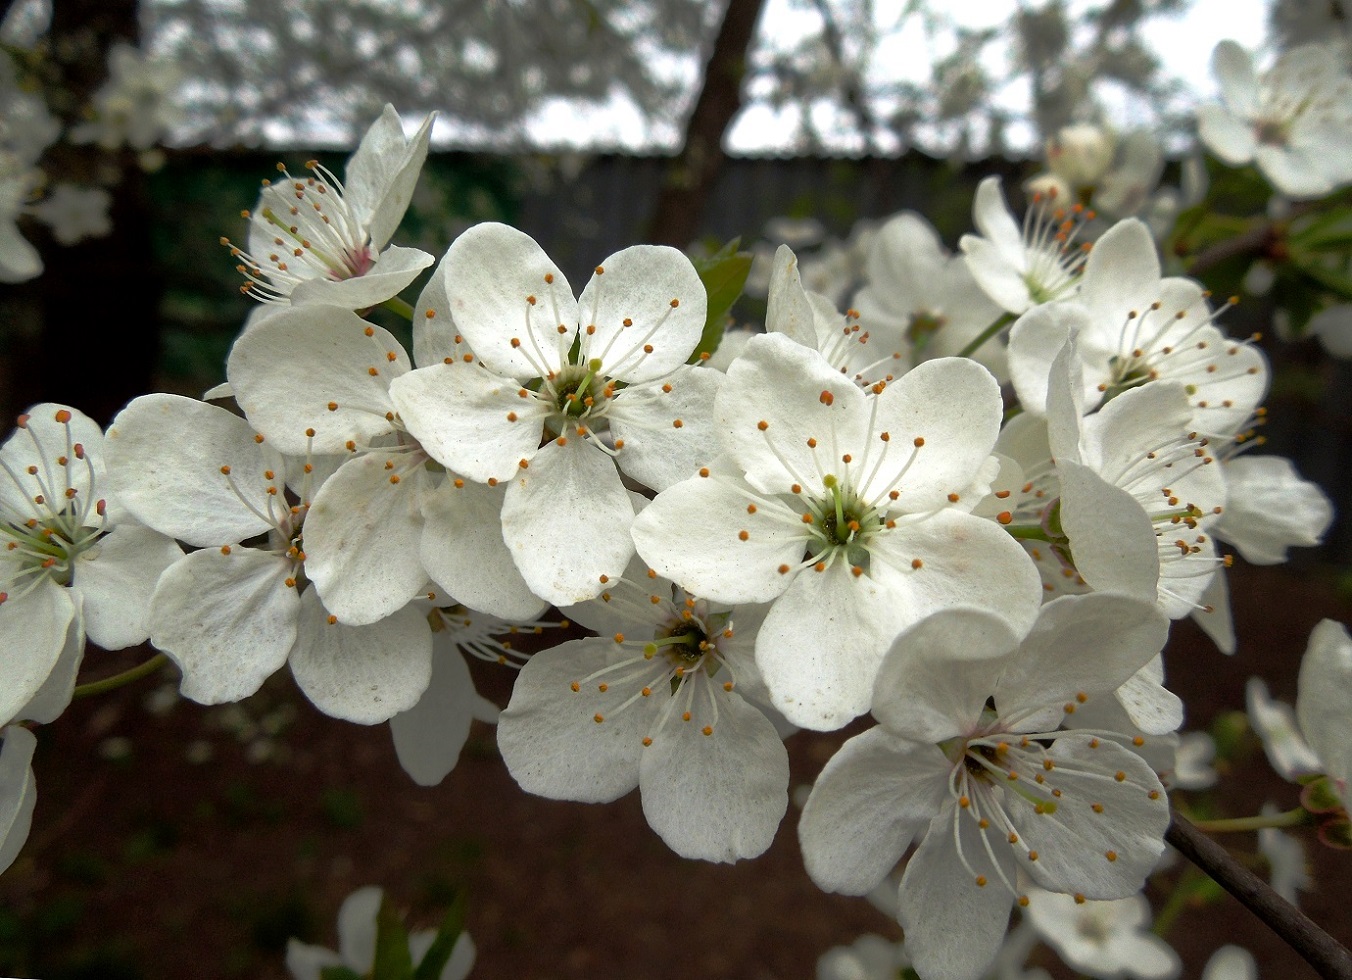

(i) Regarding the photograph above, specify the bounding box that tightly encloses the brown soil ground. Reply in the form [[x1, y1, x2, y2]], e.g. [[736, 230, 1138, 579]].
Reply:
[[1, 560, 1350, 980]]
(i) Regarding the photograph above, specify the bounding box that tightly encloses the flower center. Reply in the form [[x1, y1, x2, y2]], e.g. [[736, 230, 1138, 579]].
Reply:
[[805, 481, 880, 569], [0, 409, 107, 603]]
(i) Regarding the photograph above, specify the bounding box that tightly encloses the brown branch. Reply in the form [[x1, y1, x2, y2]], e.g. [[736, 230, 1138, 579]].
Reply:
[[1184, 222, 1281, 277], [1166, 808, 1352, 979], [646, 0, 769, 248]]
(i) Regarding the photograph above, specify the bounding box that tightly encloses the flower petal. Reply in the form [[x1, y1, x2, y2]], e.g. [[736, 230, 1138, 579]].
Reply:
[[74, 522, 182, 649], [800, 727, 950, 893], [0, 577, 74, 726], [441, 223, 575, 379], [290, 589, 432, 724], [1297, 620, 1352, 804], [640, 686, 788, 863], [1007, 734, 1169, 899], [389, 362, 547, 484], [390, 645, 475, 787], [0, 726, 37, 876], [499, 438, 635, 606], [149, 548, 298, 704], [228, 308, 408, 455], [420, 478, 547, 621], [497, 638, 651, 802], [632, 469, 804, 605], [577, 244, 707, 383], [609, 366, 723, 491], [898, 802, 1018, 980]]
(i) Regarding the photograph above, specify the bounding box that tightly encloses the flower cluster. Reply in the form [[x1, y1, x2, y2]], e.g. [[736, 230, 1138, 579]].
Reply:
[[3, 54, 1351, 979]]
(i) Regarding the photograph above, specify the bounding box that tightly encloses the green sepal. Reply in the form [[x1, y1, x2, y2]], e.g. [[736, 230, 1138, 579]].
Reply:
[[413, 888, 468, 980], [1317, 815, 1352, 850], [1301, 775, 1346, 815], [371, 894, 415, 980], [1209, 710, 1251, 762], [688, 238, 752, 364], [320, 969, 364, 980]]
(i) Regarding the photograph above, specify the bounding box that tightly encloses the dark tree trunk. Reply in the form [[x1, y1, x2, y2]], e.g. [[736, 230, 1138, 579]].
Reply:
[[6, 0, 162, 427], [646, 0, 768, 248]]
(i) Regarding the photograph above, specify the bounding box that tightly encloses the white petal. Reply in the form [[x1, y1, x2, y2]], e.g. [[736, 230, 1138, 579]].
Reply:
[[337, 885, 384, 972], [1246, 677, 1321, 780], [1196, 105, 1257, 165], [1297, 620, 1352, 802], [1191, 568, 1236, 655], [419, 478, 547, 621], [290, 589, 432, 724], [766, 245, 826, 348], [961, 234, 1033, 315], [0, 726, 37, 875], [640, 686, 788, 862], [1007, 302, 1089, 419], [718, 333, 869, 496], [150, 548, 298, 704], [577, 244, 707, 383], [227, 308, 408, 455], [866, 357, 1003, 509], [631, 471, 804, 604], [104, 393, 286, 546], [1057, 461, 1159, 602], [1212, 41, 1259, 118], [970, 177, 1026, 261], [389, 362, 547, 484], [74, 523, 182, 649], [284, 940, 345, 980], [390, 646, 475, 787], [0, 404, 105, 518], [1204, 946, 1258, 980], [496, 638, 651, 802], [799, 727, 949, 893], [610, 367, 724, 491], [1008, 734, 1169, 899], [343, 106, 434, 248], [1114, 657, 1185, 736], [898, 803, 1018, 980], [441, 223, 574, 379], [1216, 456, 1332, 564], [1080, 219, 1162, 319], [14, 601, 84, 725], [756, 561, 901, 731], [289, 245, 434, 309], [0, 578, 75, 726], [1310, 304, 1352, 359], [871, 608, 1020, 744], [411, 248, 469, 367], [304, 453, 429, 625], [868, 509, 1044, 639], [499, 438, 635, 607], [994, 594, 1169, 727]]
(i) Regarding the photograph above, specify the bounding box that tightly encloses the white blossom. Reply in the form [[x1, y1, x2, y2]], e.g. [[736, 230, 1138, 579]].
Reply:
[[799, 595, 1172, 980], [633, 332, 1041, 730], [225, 104, 436, 308], [1, 404, 182, 726], [389, 222, 718, 606], [286, 885, 474, 980], [1198, 40, 1352, 199], [497, 569, 788, 863]]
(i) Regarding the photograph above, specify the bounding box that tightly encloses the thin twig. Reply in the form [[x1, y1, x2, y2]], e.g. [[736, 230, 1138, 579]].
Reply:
[[1166, 807, 1352, 979]]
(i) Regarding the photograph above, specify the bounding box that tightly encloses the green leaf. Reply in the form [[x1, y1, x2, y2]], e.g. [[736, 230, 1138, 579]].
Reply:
[[1297, 261, 1352, 300], [371, 895, 414, 980], [688, 238, 752, 364], [320, 968, 364, 980], [413, 888, 469, 980]]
